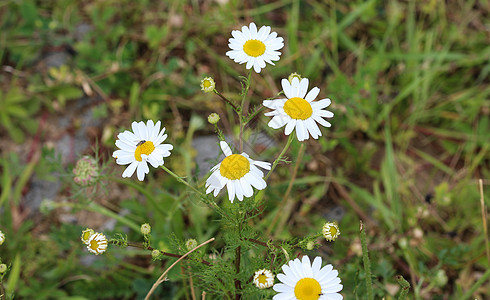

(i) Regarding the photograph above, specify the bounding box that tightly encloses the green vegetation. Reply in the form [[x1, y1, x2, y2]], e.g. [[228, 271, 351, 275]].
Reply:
[[0, 0, 488, 299]]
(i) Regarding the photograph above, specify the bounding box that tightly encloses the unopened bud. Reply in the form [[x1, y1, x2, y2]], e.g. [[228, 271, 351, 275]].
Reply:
[[208, 113, 220, 125], [288, 72, 302, 83], [140, 223, 151, 235]]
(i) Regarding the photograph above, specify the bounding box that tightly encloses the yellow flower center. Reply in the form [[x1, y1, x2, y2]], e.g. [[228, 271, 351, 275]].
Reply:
[[82, 231, 92, 241], [243, 39, 266, 57], [283, 97, 313, 120], [329, 226, 338, 237], [90, 240, 100, 252], [134, 141, 155, 162], [258, 274, 268, 285], [294, 278, 322, 300], [203, 80, 212, 88], [220, 154, 250, 180]]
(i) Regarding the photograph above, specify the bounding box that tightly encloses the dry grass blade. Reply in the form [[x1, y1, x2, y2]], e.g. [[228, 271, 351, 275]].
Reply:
[[145, 238, 215, 300]]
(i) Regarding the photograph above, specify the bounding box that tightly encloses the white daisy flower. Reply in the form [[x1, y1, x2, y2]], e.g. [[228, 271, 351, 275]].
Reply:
[[226, 22, 284, 73], [273, 256, 343, 300], [263, 77, 334, 142], [86, 232, 108, 255], [0, 230, 5, 245], [322, 222, 340, 242], [253, 269, 275, 289], [205, 141, 271, 203], [113, 120, 173, 181]]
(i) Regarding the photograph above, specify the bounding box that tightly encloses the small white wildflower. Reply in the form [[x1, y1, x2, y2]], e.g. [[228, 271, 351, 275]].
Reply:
[[201, 77, 216, 93], [86, 232, 108, 255], [253, 269, 274, 289], [322, 222, 340, 242]]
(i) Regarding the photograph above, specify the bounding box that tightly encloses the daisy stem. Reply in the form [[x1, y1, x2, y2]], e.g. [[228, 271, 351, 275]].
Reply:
[[160, 165, 223, 213], [59, 201, 140, 232], [214, 90, 239, 112], [112, 177, 167, 217], [111, 241, 213, 266], [238, 70, 252, 152], [270, 142, 305, 238], [360, 221, 374, 300], [160, 165, 204, 197], [395, 275, 410, 300], [264, 132, 295, 182]]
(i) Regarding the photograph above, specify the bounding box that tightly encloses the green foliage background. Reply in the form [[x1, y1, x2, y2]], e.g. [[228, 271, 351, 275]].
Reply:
[[0, 0, 489, 299]]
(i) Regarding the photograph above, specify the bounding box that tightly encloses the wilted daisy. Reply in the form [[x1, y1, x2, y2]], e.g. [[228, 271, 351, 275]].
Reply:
[[86, 232, 108, 255], [253, 269, 274, 289], [73, 156, 99, 186], [205, 141, 271, 203], [322, 222, 340, 242], [226, 22, 284, 73], [0, 230, 5, 245], [263, 77, 334, 142], [113, 120, 173, 181], [273, 256, 343, 300], [80, 228, 95, 245]]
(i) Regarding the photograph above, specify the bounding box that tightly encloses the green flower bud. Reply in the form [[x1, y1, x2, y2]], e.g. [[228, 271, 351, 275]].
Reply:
[[141, 223, 151, 235], [208, 113, 220, 125]]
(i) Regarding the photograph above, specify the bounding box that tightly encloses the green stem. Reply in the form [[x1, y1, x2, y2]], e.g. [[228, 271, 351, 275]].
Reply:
[[61, 202, 140, 232], [461, 268, 490, 300], [160, 165, 204, 197], [360, 221, 374, 300], [214, 89, 239, 112], [111, 241, 212, 266], [112, 177, 167, 217], [239, 70, 252, 152], [265, 133, 295, 181], [270, 143, 305, 238], [160, 165, 222, 213], [396, 275, 410, 300]]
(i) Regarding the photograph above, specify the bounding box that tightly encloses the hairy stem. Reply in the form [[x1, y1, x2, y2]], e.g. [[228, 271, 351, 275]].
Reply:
[[269, 143, 305, 238], [238, 70, 252, 152], [214, 89, 239, 112], [360, 221, 374, 300], [396, 275, 410, 300], [110, 241, 213, 266], [265, 132, 295, 182]]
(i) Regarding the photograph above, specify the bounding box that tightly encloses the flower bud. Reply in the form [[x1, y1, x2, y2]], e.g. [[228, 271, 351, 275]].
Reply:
[[208, 113, 220, 125], [151, 249, 161, 259], [81, 228, 95, 245], [140, 223, 151, 235], [306, 240, 316, 250], [0, 264, 7, 273], [288, 72, 302, 83], [185, 239, 198, 251]]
